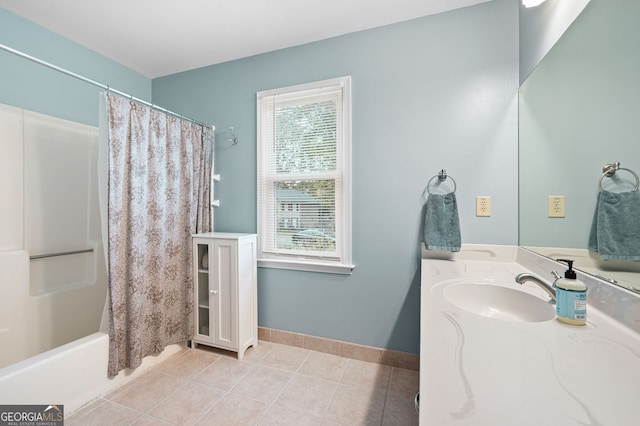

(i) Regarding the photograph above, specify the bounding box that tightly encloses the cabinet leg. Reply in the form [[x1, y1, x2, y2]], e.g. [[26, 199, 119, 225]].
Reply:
[[237, 341, 257, 360]]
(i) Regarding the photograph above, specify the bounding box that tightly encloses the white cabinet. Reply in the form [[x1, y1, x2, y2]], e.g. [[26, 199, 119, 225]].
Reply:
[[192, 232, 257, 359]]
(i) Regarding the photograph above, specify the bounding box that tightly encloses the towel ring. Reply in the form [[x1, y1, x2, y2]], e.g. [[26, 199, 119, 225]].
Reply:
[[427, 169, 457, 194], [598, 162, 640, 192]]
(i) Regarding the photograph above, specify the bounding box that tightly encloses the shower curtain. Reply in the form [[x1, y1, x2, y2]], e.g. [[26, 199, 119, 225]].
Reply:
[[100, 93, 212, 376]]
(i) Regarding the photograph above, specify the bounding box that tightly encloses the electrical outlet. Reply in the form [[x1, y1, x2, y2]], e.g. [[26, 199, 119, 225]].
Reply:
[[476, 196, 491, 217], [548, 195, 566, 218]]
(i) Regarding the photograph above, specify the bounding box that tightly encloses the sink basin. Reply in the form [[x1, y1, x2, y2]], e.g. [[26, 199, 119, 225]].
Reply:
[[442, 282, 555, 322]]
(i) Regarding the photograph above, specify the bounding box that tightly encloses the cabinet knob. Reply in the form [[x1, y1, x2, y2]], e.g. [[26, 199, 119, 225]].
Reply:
[[209, 289, 218, 295]]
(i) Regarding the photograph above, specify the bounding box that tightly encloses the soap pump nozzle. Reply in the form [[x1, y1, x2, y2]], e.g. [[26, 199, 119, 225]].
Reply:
[[557, 258, 576, 279]]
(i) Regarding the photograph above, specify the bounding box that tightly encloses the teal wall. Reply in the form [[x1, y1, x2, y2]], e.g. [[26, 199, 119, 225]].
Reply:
[[0, 0, 520, 356], [154, 0, 519, 354], [0, 8, 151, 125]]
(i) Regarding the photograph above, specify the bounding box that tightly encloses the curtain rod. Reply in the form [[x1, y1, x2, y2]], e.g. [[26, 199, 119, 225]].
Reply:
[[0, 43, 214, 129]]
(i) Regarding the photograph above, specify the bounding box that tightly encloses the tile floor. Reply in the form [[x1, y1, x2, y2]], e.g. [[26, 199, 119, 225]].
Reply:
[[67, 341, 420, 425]]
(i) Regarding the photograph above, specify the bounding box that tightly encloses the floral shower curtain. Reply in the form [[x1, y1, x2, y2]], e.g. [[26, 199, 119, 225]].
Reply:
[[103, 93, 212, 376]]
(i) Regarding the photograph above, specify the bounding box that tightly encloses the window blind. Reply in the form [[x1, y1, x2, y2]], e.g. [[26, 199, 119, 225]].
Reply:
[[258, 86, 344, 260]]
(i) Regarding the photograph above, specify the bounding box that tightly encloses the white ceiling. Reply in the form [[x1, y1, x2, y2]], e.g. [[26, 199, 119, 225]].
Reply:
[[0, 0, 491, 79]]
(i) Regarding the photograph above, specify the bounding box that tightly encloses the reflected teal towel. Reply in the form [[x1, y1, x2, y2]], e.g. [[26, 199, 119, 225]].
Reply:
[[424, 193, 461, 252], [588, 190, 640, 261]]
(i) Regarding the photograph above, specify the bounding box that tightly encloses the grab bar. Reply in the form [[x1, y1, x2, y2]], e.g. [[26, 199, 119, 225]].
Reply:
[[30, 248, 94, 260]]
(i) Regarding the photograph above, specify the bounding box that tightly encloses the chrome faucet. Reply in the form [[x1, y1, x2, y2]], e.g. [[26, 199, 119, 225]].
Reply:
[[514, 272, 558, 303]]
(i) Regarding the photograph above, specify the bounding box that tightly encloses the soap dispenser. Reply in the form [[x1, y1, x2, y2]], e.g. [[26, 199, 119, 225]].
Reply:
[[554, 259, 587, 326]]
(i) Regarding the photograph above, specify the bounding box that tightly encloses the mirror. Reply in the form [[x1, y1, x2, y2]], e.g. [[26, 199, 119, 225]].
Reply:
[[519, 0, 640, 293]]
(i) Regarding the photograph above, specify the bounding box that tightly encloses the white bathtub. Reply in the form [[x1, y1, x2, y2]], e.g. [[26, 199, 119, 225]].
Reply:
[[0, 251, 181, 414], [0, 332, 182, 413]]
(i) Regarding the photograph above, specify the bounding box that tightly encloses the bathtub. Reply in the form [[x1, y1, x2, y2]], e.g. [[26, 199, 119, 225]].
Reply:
[[0, 249, 183, 413], [0, 332, 182, 413]]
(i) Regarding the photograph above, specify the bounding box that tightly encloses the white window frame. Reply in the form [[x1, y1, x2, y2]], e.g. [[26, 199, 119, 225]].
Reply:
[[257, 76, 354, 275]]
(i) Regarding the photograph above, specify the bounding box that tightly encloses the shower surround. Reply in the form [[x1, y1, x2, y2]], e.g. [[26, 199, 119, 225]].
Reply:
[[0, 102, 107, 369]]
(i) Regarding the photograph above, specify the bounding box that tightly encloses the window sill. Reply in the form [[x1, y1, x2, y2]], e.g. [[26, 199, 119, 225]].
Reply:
[[258, 258, 355, 275]]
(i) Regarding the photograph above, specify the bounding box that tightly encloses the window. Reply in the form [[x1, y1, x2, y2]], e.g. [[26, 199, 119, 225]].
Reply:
[[257, 76, 353, 274]]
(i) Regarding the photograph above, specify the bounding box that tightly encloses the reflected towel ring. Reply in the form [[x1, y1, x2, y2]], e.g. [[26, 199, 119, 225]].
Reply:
[[427, 169, 457, 194], [598, 162, 640, 192], [228, 126, 239, 145]]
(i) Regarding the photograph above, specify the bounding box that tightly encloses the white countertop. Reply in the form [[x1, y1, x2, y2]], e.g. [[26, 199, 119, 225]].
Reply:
[[419, 245, 640, 426]]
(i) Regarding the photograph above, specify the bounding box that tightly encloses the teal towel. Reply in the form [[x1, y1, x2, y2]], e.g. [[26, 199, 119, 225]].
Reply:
[[588, 190, 640, 261], [424, 193, 461, 252]]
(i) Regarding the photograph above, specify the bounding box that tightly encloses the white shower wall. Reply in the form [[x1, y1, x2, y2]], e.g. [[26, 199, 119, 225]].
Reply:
[[0, 103, 107, 369]]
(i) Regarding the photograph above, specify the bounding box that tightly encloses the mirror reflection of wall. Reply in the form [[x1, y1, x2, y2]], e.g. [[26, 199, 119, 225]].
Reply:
[[519, 0, 590, 84], [519, 0, 640, 291]]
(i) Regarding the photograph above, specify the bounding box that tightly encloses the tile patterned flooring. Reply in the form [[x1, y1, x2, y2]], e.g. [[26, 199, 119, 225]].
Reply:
[[67, 341, 419, 425]]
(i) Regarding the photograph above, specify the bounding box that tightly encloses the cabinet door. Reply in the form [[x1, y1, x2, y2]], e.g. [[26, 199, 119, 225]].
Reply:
[[193, 241, 213, 343], [212, 238, 238, 349]]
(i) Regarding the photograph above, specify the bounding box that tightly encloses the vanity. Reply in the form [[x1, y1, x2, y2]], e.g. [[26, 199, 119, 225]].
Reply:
[[419, 245, 640, 426]]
